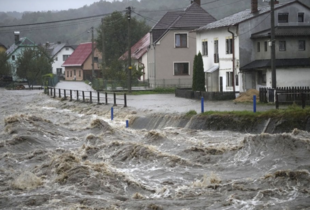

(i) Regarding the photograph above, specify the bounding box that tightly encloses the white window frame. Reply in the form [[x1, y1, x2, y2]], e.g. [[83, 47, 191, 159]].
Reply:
[[298, 12, 304, 23], [173, 61, 190, 76], [279, 40, 286, 51], [226, 38, 233, 54], [298, 40, 306, 51], [226, 71, 233, 87], [202, 40, 208, 56], [174, 33, 188, 48]]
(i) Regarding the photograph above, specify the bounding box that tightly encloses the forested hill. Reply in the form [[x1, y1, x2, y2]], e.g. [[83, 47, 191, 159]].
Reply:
[[0, 0, 309, 47]]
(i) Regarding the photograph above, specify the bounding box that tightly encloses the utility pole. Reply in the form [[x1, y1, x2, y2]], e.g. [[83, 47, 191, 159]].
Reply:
[[127, 6, 132, 92], [270, 0, 276, 89], [91, 26, 95, 79], [101, 18, 106, 80]]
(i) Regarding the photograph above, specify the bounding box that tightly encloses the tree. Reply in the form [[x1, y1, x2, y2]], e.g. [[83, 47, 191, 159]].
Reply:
[[0, 51, 12, 77], [95, 11, 150, 75], [192, 52, 205, 91], [15, 46, 52, 87]]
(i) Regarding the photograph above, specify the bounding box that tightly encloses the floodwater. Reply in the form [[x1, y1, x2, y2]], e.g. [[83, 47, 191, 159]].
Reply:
[[0, 89, 310, 210]]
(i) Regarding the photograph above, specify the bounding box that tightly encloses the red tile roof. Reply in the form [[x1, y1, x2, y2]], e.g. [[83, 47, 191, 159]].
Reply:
[[62, 42, 93, 67], [120, 33, 150, 60]]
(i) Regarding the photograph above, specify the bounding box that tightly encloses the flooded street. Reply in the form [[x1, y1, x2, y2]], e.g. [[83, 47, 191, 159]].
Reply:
[[0, 88, 310, 210]]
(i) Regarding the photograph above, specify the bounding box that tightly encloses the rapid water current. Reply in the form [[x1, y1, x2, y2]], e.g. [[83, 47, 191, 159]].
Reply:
[[0, 90, 310, 210]]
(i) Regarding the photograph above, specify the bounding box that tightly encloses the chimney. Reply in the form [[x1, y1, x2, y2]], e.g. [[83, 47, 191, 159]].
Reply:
[[14, 31, 20, 45], [251, 0, 258, 14], [191, 0, 201, 6]]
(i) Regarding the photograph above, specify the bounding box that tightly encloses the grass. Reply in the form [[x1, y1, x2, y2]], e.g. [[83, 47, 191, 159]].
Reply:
[[129, 87, 176, 95], [200, 104, 310, 119], [185, 110, 197, 118]]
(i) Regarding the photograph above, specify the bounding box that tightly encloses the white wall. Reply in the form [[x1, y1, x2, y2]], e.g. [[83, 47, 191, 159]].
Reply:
[[196, 26, 241, 92], [52, 47, 74, 75]]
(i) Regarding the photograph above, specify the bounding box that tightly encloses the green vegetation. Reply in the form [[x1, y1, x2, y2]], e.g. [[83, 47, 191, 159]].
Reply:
[[0, 51, 11, 76], [129, 87, 175, 95], [192, 52, 205, 91], [185, 110, 197, 118], [15, 46, 52, 88]]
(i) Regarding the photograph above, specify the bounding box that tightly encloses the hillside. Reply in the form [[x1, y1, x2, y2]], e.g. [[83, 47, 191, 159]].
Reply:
[[0, 0, 309, 47]]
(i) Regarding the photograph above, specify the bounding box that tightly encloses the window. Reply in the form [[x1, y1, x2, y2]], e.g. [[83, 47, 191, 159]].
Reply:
[[175, 34, 187, 48], [278, 13, 288, 23], [298, 13, 304, 22], [235, 75, 239, 86], [214, 40, 219, 63], [63, 55, 70, 61], [67, 70, 69, 77], [279, 41, 286, 51], [70, 70, 72, 77], [174, 63, 189, 75], [79, 70, 81, 77], [55, 57, 58, 61], [298, 40, 306, 51], [66, 47, 69, 51], [56, 68, 62, 75], [264, 41, 268, 52], [94, 57, 99, 63], [74, 69, 76, 76], [226, 72, 233, 87], [202, 41, 208, 56], [12, 55, 15, 60], [226, 38, 233, 54], [257, 42, 260, 52]]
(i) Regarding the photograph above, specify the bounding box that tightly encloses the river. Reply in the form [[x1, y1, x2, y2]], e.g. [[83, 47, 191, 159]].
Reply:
[[0, 89, 309, 210]]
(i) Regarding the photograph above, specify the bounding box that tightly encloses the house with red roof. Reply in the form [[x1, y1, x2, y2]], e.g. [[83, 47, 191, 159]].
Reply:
[[120, 33, 150, 81], [62, 42, 102, 81]]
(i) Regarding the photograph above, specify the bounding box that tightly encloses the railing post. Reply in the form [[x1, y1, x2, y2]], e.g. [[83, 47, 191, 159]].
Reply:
[[113, 93, 117, 106], [77, 90, 79, 101], [111, 107, 114, 120], [82, 91, 85, 102], [97, 91, 100, 104], [53, 88, 56, 98], [90, 91, 92, 103], [201, 97, 204, 113], [253, 95, 256, 113], [124, 93, 127, 107], [70, 90, 72, 101], [105, 92, 108, 104], [64, 89, 66, 99]]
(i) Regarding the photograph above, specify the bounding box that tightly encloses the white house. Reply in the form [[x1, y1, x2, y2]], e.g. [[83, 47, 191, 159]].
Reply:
[[45, 42, 75, 77], [196, 0, 310, 92]]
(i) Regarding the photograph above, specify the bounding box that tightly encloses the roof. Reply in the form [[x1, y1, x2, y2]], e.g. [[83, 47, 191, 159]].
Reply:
[[6, 37, 36, 56], [240, 58, 310, 71], [62, 42, 92, 67], [151, 2, 216, 43], [205, 65, 219, 73], [196, 0, 301, 31], [120, 33, 150, 60], [251, 26, 310, 39]]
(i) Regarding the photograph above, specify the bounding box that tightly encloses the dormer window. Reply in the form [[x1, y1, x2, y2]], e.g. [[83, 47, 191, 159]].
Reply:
[[12, 55, 15, 60], [278, 13, 288, 23], [298, 13, 304, 22]]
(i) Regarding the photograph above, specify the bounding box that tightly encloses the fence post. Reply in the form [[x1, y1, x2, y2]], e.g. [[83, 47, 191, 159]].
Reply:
[[64, 89, 66, 99], [113, 93, 117, 106], [59, 89, 61, 98], [105, 92, 108, 104], [82, 91, 85, 102], [77, 90, 79, 101], [97, 91, 100, 104], [276, 93, 279, 109], [111, 107, 114, 120], [53, 88, 56, 98], [124, 93, 127, 107], [253, 95, 256, 113], [201, 97, 204, 113], [90, 91, 92, 103], [302, 92, 306, 109], [70, 90, 72, 101]]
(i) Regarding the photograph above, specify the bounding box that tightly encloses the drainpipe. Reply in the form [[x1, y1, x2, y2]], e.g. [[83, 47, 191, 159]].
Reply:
[[228, 26, 236, 94], [153, 43, 156, 88]]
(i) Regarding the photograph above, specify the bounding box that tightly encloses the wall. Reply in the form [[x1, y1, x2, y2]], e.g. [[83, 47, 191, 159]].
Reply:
[[65, 67, 83, 81], [83, 48, 102, 71], [52, 47, 74, 75]]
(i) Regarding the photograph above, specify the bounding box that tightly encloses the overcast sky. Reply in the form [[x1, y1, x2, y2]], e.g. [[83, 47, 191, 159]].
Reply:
[[0, 0, 115, 12]]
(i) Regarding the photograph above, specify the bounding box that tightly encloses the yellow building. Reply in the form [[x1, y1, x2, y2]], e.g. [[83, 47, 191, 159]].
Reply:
[[0, 43, 7, 53]]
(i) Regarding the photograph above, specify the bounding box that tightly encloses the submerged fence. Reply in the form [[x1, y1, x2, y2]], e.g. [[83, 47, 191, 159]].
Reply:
[[46, 87, 127, 107]]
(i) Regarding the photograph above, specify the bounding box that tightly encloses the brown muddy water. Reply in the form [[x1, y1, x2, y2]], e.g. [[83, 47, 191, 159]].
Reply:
[[0, 89, 310, 210]]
